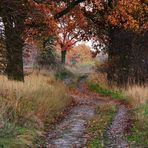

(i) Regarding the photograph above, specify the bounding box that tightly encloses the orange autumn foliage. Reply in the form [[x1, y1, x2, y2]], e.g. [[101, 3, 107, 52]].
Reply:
[[67, 44, 92, 64], [107, 0, 148, 30]]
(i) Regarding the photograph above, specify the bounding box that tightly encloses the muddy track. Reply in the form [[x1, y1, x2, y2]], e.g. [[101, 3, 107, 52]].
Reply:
[[45, 77, 101, 148], [105, 106, 129, 148], [45, 95, 101, 148], [45, 77, 130, 148]]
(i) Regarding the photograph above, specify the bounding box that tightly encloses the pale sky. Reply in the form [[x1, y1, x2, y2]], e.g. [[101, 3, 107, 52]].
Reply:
[[76, 41, 94, 51]]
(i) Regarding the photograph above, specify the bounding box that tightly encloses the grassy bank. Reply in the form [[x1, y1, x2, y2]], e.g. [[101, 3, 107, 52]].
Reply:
[[87, 73, 129, 104], [88, 83, 128, 103], [0, 73, 71, 147], [126, 104, 148, 147], [86, 104, 116, 148], [124, 86, 148, 147], [87, 72, 148, 147]]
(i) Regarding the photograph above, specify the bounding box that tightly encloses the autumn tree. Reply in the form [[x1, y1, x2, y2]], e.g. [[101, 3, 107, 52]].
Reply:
[[0, 0, 147, 85], [0, 0, 57, 81], [55, 5, 88, 64], [0, 0, 30, 81], [67, 44, 92, 65], [106, 0, 148, 86], [54, 0, 148, 86]]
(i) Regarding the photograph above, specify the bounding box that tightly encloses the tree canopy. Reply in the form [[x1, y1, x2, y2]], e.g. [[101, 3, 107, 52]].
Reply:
[[0, 0, 147, 85]]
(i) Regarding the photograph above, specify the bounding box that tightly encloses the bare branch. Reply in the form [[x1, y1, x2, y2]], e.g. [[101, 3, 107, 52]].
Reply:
[[54, 0, 86, 19]]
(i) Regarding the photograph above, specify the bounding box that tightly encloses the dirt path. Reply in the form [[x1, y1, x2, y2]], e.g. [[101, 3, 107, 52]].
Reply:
[[45, 77, 102, 148], [45, 73, 130, 148], [46, 95, 101, 148]]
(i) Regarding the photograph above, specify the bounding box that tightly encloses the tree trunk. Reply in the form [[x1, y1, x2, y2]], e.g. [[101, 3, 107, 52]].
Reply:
[[3, 15, 24, 81], [5, 39, 24, 81], [108, 27, 132, 87], [108, 27, 148, 87], [61, 50, 67, 64]]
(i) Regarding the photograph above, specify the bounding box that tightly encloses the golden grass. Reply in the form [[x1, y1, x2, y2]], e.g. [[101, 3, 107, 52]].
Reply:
[[0, 73, 70, 126], [0, 72, 71, 146], [87, 72, 108, 87], [124, 86, 148, 106]]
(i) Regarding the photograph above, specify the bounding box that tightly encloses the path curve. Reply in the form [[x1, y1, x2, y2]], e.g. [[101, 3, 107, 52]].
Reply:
[[45, 74, 130, 148]]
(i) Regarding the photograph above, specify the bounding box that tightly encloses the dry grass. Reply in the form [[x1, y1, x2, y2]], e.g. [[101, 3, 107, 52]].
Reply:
[[88, 72, 148, 106], [125, 86, 148, 146], [87, 72, 108, 87], [0, 72, 71, 147], [124, 86, 148, 106]]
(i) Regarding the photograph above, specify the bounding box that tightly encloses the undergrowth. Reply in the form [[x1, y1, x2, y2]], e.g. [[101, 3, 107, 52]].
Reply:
[[0, 73, 71, 147], [55, 67, 74, 80]]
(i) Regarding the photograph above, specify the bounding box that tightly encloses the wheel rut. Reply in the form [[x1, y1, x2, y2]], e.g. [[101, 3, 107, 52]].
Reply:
[[45, 77, 130, 148], [105, 106, 129, 148], [46, 95, 101, 148]]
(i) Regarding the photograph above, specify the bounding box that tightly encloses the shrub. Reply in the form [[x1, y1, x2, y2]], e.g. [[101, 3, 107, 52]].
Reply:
[[37, 45, 58, 67]]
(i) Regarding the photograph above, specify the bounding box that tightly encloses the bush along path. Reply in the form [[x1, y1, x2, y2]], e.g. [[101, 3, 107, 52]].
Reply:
[[45, 78, 131, 148]]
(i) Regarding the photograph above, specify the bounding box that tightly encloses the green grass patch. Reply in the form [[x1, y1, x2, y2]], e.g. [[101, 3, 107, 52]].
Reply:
[[88, 83, 128, 102], [86, 104, 116, 148], [0, 126, 41, 148], [55, 71, 69, 80], [126, 104, 148, 147], [55, 67, 74, 81]]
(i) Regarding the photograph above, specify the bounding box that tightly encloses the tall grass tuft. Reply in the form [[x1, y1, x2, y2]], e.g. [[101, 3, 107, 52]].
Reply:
[[124, 86, 148, 106], [0, 73, 71, 147]]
